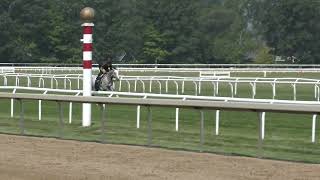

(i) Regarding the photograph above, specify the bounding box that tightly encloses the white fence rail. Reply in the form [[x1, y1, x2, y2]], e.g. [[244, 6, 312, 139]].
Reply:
[[3, 64, 320, 76], [0, 90, 319, 154], [2, 73, 320, 101], [3, 63, 320, 68], [1, 86, 319, 144]]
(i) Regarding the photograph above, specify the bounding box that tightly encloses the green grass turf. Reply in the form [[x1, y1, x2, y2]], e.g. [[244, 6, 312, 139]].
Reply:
[[0, 71, 319, 163]]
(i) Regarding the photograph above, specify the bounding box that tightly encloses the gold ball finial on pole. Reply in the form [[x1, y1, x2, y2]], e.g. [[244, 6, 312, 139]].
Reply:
[[80, 7, 95, 23]]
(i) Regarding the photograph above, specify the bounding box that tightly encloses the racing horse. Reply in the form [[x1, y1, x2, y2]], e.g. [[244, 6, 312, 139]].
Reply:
[[92, 69, 119, 91]]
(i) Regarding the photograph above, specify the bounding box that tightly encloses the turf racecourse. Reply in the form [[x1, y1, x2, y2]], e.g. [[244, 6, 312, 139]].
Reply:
[[0, 71, 319, 163]]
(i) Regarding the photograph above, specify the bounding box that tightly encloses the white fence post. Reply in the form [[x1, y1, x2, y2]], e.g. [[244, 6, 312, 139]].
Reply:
[[174, 80, 179, 95], [312, 114, 317, 143], [38, 90, 48, 120], [182, 81, 185, 94], [215, 110, 220, 135], [175, 108, 179, 131], [10, 89, 17, 118], [292, 83, 297, 101], [137, 106, 141, 128], [134, 80, 137, 92], [262, 112, 266, 140], [234, 79, 239, 96], [149, 79, 153, 92], [137, 95, 147, 129], [69, 92, 81, 124], [175, 97, 186, 131]]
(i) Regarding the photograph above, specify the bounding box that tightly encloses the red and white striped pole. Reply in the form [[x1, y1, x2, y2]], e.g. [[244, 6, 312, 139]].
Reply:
[[80, 7, 95, 127]]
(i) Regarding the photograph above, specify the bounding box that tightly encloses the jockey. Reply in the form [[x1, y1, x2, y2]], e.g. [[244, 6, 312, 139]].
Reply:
[[95, 54, 118, 91], [105, 56, 116, 71]]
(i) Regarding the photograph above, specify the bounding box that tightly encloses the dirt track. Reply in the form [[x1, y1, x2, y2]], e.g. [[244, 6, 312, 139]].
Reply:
[[0, 134, 319, 180]]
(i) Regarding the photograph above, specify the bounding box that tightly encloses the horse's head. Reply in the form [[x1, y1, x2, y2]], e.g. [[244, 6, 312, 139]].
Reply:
[[113, 69, 120, 80]]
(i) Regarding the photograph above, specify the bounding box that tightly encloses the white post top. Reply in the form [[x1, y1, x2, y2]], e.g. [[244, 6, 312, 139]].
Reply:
[[81, 23, 95, 27]]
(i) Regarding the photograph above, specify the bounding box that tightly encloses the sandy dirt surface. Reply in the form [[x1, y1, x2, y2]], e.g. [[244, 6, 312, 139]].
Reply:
[[0, 134, 319, 180]]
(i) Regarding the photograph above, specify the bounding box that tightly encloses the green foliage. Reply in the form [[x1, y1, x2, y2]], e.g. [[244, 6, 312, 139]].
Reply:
[[254, 46, 274, 64], [0, 0, 82, 63], [142, 25, 170, 64], [0, 0, 318, 64], [249, 0, 320, 64]]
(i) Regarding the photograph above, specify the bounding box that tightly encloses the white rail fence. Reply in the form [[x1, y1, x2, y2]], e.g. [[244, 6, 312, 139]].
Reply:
[[3, 63, 320, 67], [1, 73, 320, 101], [4, 64, 320, 77], [1, 86, 319, 143], [0, 90, 320, 154]]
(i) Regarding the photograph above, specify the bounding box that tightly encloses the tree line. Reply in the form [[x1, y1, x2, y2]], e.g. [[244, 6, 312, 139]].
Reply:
[[0, 0, 319, 64]]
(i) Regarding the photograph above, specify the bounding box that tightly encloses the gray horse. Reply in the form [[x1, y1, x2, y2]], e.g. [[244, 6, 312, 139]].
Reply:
[[92, 69, 119, 91]]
